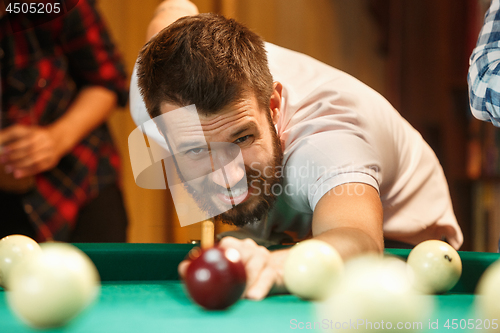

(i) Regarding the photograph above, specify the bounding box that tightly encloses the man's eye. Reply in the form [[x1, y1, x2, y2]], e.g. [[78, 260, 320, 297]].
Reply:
[[186, 148, 207, 156], [234, 135, 251, 144]]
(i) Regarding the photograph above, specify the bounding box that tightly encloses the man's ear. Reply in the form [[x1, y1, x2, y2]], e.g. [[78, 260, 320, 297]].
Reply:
[[269, 82, 283, 125]]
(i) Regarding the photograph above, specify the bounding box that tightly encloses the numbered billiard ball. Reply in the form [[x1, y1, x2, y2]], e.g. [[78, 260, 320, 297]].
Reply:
[[7, 242, 100, 329], [0, 234, 41, 289], [407, 240, 462, 294], [184, 246, 246, 310], [284, 239, 343, 300]]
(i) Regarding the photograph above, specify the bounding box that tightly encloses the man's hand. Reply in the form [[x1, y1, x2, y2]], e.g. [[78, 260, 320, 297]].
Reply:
[[0, 125, 64, 178], [178, 237, 289, 300], [178, 183, 383, 301]]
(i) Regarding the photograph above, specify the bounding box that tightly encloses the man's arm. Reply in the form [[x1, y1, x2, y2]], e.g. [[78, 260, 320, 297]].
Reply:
[[179, 183, 384, 300], [245, 183, 383, 299], [312, 183, 384, 258], [146, 0, 199, 40]]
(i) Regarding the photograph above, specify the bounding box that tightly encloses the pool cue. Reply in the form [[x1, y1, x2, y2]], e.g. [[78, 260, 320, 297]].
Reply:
[[201, 219, 215, 249]]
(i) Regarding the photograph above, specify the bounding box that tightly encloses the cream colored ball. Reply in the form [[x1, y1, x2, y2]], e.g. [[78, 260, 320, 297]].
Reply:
[[407, 240, 461, 294], [476, 259, 500, 327], [0, 234, 41, 289], [7, 242, 100, 329], [284, 239, 343, 300], [317, 255, 434, 332]]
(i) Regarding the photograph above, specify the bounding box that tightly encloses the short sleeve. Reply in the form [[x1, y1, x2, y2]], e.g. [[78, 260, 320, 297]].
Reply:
[[282, 123, 382, 213]]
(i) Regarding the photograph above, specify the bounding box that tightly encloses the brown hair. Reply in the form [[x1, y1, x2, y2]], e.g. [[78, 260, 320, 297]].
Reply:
[[137, 13, 274, 118]]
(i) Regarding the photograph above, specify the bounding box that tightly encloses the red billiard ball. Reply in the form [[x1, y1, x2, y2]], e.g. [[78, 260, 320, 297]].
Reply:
[[184, 246, 246, 310]]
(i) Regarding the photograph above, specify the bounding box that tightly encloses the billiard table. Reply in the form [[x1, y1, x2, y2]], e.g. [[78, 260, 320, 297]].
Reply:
[[0, 244, 498, 333]]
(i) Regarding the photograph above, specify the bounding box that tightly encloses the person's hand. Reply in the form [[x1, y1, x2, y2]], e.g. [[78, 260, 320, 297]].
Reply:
[[178, 236, 289, 300], [0, 124, 65, 178]]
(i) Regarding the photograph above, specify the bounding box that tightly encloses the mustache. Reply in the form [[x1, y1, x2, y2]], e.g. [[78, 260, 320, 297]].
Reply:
[[195, 165, 266, 196]]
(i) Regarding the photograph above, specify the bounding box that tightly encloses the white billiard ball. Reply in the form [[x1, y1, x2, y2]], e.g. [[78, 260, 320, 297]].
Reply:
[[0, 234, 41, 289], [407, 240, 462, 294], [7, 242, 100, 329], [317, 255, 434, 332], [476, 259, 500, 322], [284, 239, 343, 300]]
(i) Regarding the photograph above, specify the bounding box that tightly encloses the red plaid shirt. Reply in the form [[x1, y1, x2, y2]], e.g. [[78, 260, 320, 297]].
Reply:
[[0, 0, 128, 241]]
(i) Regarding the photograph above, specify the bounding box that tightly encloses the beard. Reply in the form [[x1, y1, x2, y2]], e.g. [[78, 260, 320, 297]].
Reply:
[[178, 114, 284, 227]]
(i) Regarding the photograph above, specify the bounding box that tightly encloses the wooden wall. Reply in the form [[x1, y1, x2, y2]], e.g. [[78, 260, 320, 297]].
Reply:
[[96, 0, 173, 243], [380, 0, 473, 250]]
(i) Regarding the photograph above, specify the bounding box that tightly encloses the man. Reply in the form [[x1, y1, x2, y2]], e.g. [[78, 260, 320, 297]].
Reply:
[[131, 0, 463, 300]]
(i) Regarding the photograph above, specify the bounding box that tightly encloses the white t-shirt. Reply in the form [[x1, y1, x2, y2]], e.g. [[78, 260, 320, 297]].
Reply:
[[130, 42, 463, 249]]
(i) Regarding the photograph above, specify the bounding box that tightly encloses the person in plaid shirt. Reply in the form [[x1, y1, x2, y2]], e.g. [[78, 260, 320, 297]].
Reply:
[[469, 0, 500, 252], [469, 0, 500, 127], [0, 0, 129, 242]]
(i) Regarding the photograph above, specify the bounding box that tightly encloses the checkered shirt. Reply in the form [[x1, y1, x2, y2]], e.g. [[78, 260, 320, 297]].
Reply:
[[469, 0, 500, 127], [0, 0, 128, 241]]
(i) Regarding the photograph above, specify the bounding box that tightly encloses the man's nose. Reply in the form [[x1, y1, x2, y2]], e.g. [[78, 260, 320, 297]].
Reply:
[[210, 152, 245, 188]]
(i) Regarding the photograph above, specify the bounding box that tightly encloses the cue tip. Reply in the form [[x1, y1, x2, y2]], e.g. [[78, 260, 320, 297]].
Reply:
[[201, 219, 215, 249]]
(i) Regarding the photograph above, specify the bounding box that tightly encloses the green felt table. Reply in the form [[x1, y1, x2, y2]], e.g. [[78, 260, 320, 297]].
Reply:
[[0, 244, 499, 333]]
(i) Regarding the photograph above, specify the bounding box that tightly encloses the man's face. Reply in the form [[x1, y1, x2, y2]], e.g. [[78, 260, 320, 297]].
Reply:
[[158, 94, 283, 227]]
